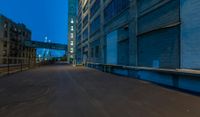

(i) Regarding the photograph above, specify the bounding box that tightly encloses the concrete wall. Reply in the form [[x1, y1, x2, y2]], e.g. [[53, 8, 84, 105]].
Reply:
[[106, 31, 118, 64], [88, 63, 200, 93], [180, 0, 200, 69]]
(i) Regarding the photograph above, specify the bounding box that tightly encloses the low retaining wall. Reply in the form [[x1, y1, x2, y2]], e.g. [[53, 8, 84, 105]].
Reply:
[[87, 63, 200, 93]]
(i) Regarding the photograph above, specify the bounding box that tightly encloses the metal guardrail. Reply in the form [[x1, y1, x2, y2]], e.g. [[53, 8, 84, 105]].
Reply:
[[86, 62, 200, 77], [0, 56, 67, 77], [0, 57, 38, 76]]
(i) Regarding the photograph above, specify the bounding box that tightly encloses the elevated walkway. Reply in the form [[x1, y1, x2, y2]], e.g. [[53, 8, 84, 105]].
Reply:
[[23, 40, 67, 51]]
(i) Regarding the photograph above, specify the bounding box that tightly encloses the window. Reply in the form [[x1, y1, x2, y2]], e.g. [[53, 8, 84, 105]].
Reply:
[[90, 15, 101, 35], [83, 15, 88, 28], [77, 23, 82, 33], [23, 31, 25, 36], [70, 48, 74, 53], [71, 26, 74, 31], [70, 33, 74, 38], [3, 42, 7, 47], [104, 0, 129, 22], [90, 39, 100, 58], [77, 35, 81, 41], [70, 41, 74, 46], [83, 28, 88, 40], [4, 31, 8, 38], [95, 45, 100, 58], [70, 18, 74, 24], [90, 0, 100, 17], [91, 48, 94, 58], [3, 50, 7, 56], [78, 13, 82, 24], [4, 23, 8, 29]]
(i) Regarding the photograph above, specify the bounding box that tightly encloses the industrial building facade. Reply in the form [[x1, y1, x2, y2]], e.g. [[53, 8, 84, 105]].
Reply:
[[76, 0, 200, 70], [0, 15, 36, 64]]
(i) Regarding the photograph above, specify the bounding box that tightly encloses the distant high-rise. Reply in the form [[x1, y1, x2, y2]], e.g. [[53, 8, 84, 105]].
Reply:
[[68, 0, 77, 63]]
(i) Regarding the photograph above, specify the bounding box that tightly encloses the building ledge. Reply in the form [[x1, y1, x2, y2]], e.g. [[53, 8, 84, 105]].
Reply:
[[87, 62, 200, 77]]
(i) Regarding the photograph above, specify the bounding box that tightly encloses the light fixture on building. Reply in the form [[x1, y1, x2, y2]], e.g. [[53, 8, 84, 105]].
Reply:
[[70, 48, 74, 53], [70, 33, 74, 38], [71, 26, 74, 31], [70, 18, 74, 24], [70, 41, 74, 46]]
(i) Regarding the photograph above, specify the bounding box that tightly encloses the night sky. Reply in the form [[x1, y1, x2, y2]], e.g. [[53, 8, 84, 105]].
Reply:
[[0, 0, 69, 56]]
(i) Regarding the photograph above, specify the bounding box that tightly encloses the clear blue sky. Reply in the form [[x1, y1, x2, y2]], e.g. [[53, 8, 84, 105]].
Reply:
[[0, 0, 68, 44]]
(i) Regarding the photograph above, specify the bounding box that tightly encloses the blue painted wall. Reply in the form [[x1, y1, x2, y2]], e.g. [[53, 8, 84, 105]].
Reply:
[[181, 0, 200, 69]]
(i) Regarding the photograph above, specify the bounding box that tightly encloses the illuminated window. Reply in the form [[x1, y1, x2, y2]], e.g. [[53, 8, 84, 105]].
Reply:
[[4, 23, 7, 28], [70, 33, 74, 38], [70, 41, 74, 46], [70, 48, 74, 53], [71, 26, 74, 31], [70, 18, 74, 24]]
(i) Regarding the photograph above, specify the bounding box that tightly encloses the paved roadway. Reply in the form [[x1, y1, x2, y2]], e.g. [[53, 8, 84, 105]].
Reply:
[[0, 64, 200, 117]]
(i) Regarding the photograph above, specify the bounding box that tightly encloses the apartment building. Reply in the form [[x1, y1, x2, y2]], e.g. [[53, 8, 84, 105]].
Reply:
[[0, 14, 36, 64]]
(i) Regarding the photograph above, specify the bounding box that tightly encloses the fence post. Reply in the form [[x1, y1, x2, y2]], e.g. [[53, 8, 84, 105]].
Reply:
[[29, 56, 31, 69], [108, 66, 111, 73], [7, 56, 9, 75], [21, 58, 23, 72]]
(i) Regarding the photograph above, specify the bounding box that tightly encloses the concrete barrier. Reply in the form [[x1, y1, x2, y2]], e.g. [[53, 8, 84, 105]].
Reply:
[[87, 63, 200, 93]]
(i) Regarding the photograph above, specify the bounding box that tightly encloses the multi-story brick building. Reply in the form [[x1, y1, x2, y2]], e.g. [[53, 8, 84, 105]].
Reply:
[[0, 14, 36, 64], [76, 0, 200, 70]]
